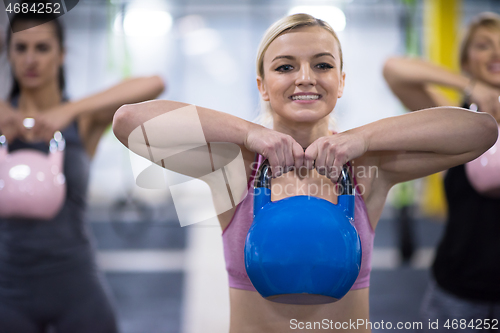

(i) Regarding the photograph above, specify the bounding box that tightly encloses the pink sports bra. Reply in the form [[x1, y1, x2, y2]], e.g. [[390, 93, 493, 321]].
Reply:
[[222, 154, 375, 292]]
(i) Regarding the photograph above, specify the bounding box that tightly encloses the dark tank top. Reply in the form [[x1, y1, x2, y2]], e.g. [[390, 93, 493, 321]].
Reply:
[[432, 103, 500, 302], [0, 98, 95, 276]]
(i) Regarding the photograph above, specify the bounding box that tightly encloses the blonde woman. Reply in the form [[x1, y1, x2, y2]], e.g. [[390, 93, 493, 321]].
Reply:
[[384, 12, 500, 329], [113, 14, 497, 332]]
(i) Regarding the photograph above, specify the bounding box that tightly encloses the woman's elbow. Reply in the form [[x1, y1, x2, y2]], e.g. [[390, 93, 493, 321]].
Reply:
[[484, 114, 499, 148], [112, 104, 136, 147], [382, 57, 401, 83], [475, 113, 499, 154]]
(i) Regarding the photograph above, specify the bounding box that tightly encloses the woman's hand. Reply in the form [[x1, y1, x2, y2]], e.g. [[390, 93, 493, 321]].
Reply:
[[469, 81, 500, 121], [305, 131, 368, 180], [0, 102, 26, 143], [244, 126, 304, 177], [27, 104, 76, 143]]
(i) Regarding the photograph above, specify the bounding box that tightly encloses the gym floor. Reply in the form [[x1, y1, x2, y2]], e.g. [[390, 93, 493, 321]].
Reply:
[[88, 205, 445, 333]]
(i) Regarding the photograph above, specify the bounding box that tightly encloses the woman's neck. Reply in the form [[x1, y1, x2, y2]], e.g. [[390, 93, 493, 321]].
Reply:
[[18, 81, 62, 115], [273, 116, 331, 149]]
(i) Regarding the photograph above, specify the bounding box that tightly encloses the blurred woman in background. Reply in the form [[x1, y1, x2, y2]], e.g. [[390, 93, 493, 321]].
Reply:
[[384, 12, 500, 328], [0, 10, 164, 333]]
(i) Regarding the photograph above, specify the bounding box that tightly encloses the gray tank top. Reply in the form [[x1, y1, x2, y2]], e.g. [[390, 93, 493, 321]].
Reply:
[[0, 98, 95, 276]]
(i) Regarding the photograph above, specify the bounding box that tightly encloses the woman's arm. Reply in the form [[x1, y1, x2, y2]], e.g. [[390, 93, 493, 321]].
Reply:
[[32, 76, 165, 156], [72, 76, 165, 125], [113, 100, 304, 178], [77, 76, 165, 156], [34, 76, 165, 135], [0, 100, 25, 142], [305, 107, 496, 228], [306, 107, 497, 185], [358, 107, 498, 185], [383, 57, 469, 110], [383, 57, 500, 119], [113, 100, 249, 148]]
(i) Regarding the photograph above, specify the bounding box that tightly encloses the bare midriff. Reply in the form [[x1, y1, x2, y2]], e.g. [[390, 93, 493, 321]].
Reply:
[[228, 288, 371, 333]]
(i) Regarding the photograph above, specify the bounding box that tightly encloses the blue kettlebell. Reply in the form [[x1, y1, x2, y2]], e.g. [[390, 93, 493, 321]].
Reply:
[[244, 160, 362, 305]]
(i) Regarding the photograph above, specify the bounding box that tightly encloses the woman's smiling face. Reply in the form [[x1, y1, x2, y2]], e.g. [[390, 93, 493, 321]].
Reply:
[[257, 25, 345, 127], [464, 26, 500, 87]]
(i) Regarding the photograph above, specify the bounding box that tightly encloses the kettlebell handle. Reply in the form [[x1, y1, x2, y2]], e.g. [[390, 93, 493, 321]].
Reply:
[[255, 159, 353, 195], [0, 131, 65, 153]]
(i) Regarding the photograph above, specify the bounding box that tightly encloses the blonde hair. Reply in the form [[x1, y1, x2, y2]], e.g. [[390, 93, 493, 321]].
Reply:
[[254, 13, 343, 130], [460, 12, 500, 70]]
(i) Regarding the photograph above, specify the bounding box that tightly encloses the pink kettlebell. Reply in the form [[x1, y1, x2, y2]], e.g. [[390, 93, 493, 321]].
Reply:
[[0, 132, 66, 220], [465, 124, 500, 198]]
